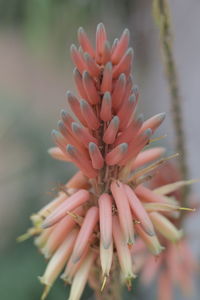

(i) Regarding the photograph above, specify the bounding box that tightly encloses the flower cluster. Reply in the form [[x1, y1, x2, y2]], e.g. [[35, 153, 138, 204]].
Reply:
[[21, 24, 194, 300]]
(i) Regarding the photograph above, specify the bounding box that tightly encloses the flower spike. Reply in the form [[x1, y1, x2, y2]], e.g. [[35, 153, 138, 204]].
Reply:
[[21, 23, 194, 300]]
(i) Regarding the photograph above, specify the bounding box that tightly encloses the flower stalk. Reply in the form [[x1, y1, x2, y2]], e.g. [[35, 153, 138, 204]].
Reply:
[[152, 0, 189, 205], [18, 23, 195, 300]]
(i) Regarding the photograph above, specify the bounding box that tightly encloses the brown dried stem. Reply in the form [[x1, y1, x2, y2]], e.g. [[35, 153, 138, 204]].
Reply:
[[152, 0, 189, 206]]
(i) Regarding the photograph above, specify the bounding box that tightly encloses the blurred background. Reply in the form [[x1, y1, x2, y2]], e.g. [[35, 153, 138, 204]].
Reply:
[[0, 0, 199, 299]]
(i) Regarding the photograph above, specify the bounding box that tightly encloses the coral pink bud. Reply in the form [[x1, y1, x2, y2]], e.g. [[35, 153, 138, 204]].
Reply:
[[111, 181, 135, 244], [149, 212, 183, 242], [112, 48, 133, 78], [111, 28, 130, 64], [41, 207, 84, 258], [112, 73, 126, 110], [66, 171, 89, 190], [119, 129, 152, 166], [98, 193, 113, 249], [61, 246, 89, 284], [42, 189, 90, 228], [140, 112, 166, 133], [102, 40, 111, 64], [111, 38, 119, 54], [84, 52, 100, 77], [80, 100, 100, 130], [96, 23, 107, 63], [51, 129, 67, 154], [68, 252, 96, 300], [113, 216, 135, 279], [58, 121, 86, 155], [77, 27, 95, 57], [131, 147, 166, 170], [72, 206, 99, 263], [100, 92, 112, 121], [117, 94, 137, 129], [101, 62, 113, 92], [82, 71, 100, 104], [106, 143, 128, 166], [123, 75, 133, 104], [73, 68, 88, 100], [88, 142, 104, 169], [124, 184, 155, 236], [71, 122, 98, 147], [39, 229, 78, 299], [48, 146, 71, 162], [70, 44, 87, 74], [135, 224, 164, 255], [103, 116, 120, 144], [114, 114, 143, 145], [100, 241, 113, 277], [66, 144, 98, 178], [60, 110, 74, 132], [66, 91, 87, 126]]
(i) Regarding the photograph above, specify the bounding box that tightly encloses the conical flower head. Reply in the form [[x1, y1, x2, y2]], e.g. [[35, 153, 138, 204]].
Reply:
[[19, 24, 192, 300]]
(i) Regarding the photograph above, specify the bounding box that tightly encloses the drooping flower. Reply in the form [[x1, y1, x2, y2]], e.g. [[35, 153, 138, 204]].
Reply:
[[19, 24, 193, 300]]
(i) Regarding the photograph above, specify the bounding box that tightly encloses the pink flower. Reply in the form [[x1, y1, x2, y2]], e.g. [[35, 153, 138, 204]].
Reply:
[[19, 24, 193, 300], [131, 163, 197, 300]]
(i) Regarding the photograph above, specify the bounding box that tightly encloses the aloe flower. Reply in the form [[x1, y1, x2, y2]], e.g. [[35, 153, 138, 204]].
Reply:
[[131, 163, 197, 300], [20, 24, 191, 300]]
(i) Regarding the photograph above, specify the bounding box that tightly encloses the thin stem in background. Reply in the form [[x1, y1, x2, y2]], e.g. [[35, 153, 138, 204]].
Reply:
[[152, 0, 189, 206]]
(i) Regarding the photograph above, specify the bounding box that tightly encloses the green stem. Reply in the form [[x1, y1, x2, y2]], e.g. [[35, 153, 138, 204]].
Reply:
[[152, 0, 189, 205]]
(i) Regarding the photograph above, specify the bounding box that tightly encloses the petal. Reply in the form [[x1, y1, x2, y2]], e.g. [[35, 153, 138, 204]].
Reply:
[[111, 181, 134, 244]]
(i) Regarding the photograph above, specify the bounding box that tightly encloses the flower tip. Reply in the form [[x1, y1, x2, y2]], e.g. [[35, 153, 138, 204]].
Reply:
[[70, 44, 77, 52], [137, 113, 144, 123], [112, 115, 120, 127], [83, 70, 89, 78], [78, 26, 84, 34], [129, 94, 136, 104], [126, 47, 134, 56], [102, 240, 111, 250], [97, 22, 105, 31], [66, 144, 75, 155], [105, 61, 112, 70], [66, 90, 74, 100], [60, 109, 67, 119], [71, 122, 80, 132], [120, 143, 128, 153], [57, 120, 64, 130], [158, 112, 166, 121], [123, 28, 130, 37], [80, 99, 87, 108], [133, 84, 139, 94], [144, 128, 152, 137], [88, 142, 96, 153], [104, 91, 111, 101], [119, 73, 126, 81]]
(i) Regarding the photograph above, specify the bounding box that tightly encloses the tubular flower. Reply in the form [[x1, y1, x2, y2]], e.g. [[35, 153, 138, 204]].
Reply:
[[19, 24, 193, 300], [131, 163, 197, 300]]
